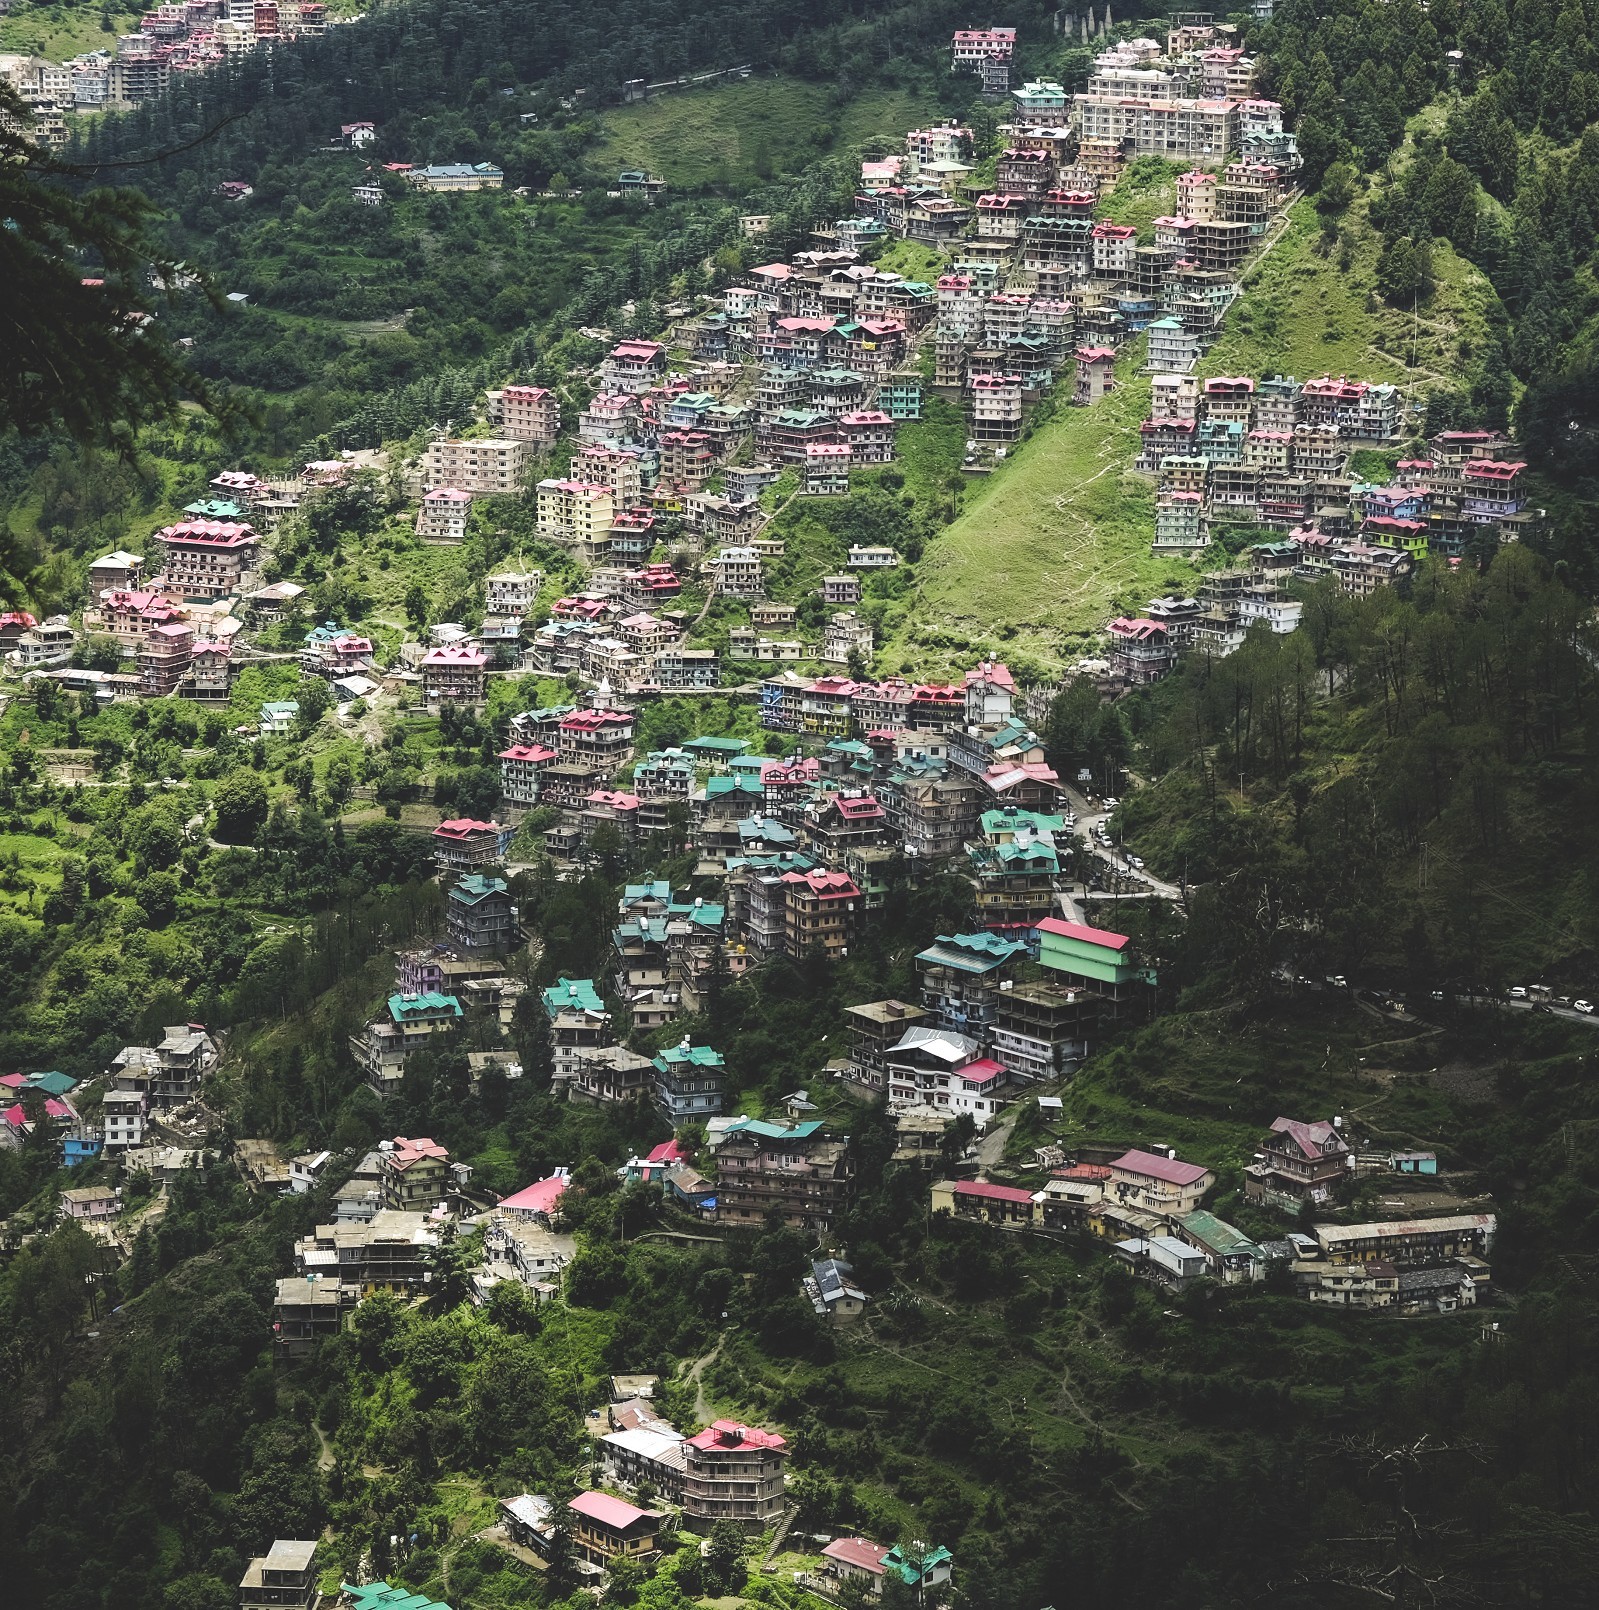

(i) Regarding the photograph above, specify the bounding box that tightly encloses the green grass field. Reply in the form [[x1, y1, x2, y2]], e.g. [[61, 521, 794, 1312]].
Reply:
[[584, 78, 940, 192], [0, 3, 138, 61], [891, 196, 1497, 673]]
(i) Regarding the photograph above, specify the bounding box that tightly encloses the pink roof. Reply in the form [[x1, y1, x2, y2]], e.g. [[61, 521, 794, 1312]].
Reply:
[[433, 818, 502, 839], [822, 1539, 891, 1575], [388, 1135, 448, 1170], [500, 1174, 569, 1215], [1268, 1116, 1348, 1160], [422, 644, 487, 666], [499, 744, 558, 763], [568, 1490, 658, 1530], [157, 520, 257, 548], [1111, 1148, 1211, 1187], [646, 1138, 689, 1165], [954, 1179, 1034, 1205], [686, 1419, 787, 1452], [1036, 916, 1130, 950], [3, 1098, 74, 1128], [957, 1058, 1006, 1086]]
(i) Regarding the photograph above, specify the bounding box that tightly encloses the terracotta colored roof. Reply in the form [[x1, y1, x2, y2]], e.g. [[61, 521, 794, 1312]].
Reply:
[[953, 1179, 1034, 1204], [1111, 1148, 1211, 1187], [569, 1490, 658, 1530]]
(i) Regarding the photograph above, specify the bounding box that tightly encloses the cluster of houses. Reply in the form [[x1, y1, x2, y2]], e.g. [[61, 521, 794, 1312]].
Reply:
[[1140, 379, 1534, 556], [0, 0, 331, 139], [849, 22, 1300, 446], [1099, 423, 1541, 681], [936, 1114, 1495, 1317]]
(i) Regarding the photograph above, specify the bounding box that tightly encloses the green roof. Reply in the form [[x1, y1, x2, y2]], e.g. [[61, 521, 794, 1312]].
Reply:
[[1177, 1210, 1264, 1260], [343, 1585, 453, 1610], [542, 977, 604, 1015], [449, 873, 508, 904], [24, 1070, 77, 1096], [388, 992, 463, 1023], [624, 880, 672, 903], [728, 1118, 823, 1142], [981, 807, 1065, 834], [655, 1042, 726, 1070], [916, 931, 1029, 972], [706, 774, 764, 797]]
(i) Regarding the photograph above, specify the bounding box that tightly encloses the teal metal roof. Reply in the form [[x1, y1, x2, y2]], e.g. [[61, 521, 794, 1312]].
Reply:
[[728, 1118, 823, 1141], [542, 977, 604, 1015], [388, 992, 463, 1023]]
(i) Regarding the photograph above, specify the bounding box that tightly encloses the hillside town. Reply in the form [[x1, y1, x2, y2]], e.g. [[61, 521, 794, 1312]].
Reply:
[[4, 2, 1593, 1608]]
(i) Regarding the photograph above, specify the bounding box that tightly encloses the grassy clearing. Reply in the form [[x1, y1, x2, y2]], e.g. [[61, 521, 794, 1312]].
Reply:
[[0, 4, 137, 59], [893, 195, 1497, 672], [585, 79, 939, 192], [1096, 156, 1185, 239]]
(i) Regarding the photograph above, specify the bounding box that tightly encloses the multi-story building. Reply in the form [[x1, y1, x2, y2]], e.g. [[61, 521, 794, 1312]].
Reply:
[[915, 930, 1028, 1037], [416, 487, 473, 543], [351, 993, 464, 1095], [430, 817, 512, 877], [497, 383, 561, 445], [238, 1541, 319, 1610], [681, 1420, 789, 1532], [653, 1039, 725, 1124], [702, 546, 765, 599], [445, 873, 517, 954], [1244, 1116, 1352, 1206], [421, 437, 527, 496], [377, 1137, 452, 1212], [421, 642, 488, 704], [536, 478, 615, 562], [151, 519, 259, 600], [138, 622, 196, 696], [968, 372, 1023, 444], [714, 1118, 852, 1232]]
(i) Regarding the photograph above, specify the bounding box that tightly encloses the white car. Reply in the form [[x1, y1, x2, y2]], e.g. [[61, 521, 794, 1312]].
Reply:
[[1577, 1000, 1595, 1015], [1127, 855, 1145, 869], [1509, 986, 1528, 999]]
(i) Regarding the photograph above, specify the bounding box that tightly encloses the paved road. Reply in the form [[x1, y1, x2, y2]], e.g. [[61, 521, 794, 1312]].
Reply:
[[1061, 784, 1185, 902]]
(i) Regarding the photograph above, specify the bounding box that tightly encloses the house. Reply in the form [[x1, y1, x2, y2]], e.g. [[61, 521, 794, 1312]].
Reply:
[[1114, 1234, 1209, 1288], [499, 384, 562, 445], [379, 1135, 451, 1211], [421, 437, 526, 496], [446, 873, 518, 954], [567, 1491, 663, 1564], [1107, 1148, 1215, 1215], [1174, 1209, 1266, 1283], [239, 1541, 319, 1610], [820, 1539, 954, 1598], [933, 1176, 1035, 1225], [1311, 1214, 1495, 1267], [681, 1420, 788, 1531], [416, 486, 473, 542], [421, 642, 488, 704], [714, 1118, 853, 1231], [805, 1256, 867, 1323], [59, 1184, 119, 1221], [653, 1038, 725, 1124], [599, 1426, 688, 1501], [1244, 1116, 1352, 1206], [431, 818, 512, 876], [290, 1150, 333, 1193], [408, 161, 504, 191], [498, 1173, 570, 1225]]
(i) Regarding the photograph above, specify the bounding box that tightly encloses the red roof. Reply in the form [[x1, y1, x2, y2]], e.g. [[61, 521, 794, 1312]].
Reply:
[[953, 1179, 1034, 1205], [500, 1174, 569, 1215], [1111, 1148, 1211, 1187], [387, 1135, 448, 1171], [1036, 916, 1130, 951], [1268, 1116, 1348, 1160], [422, 643, 487, 667], [822, 1539, 891, 1575], [686, 1419, 788, 1452], [957, 1058, 1006, 1086], [646, 1138, 689, 1165], [568, 1490, 658, 1530], [499, 744, 558, 763], [433, 818, 502, 840]]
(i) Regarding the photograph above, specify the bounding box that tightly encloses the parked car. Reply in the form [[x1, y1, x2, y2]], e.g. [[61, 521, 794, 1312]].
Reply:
[[1127, 855, 1145, 869], [1326, 975, 1347, 989], [1576, 1000, 1595, 1015], [1509, 986, 1528, 999]]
